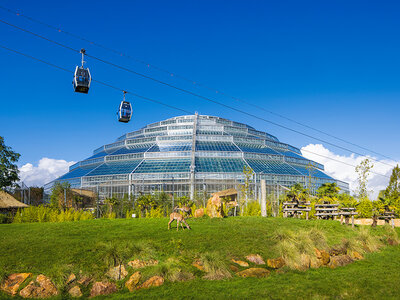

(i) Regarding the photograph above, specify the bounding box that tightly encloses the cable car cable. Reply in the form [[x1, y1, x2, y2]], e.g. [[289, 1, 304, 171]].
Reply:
[[0, 4, 396, 163], [0, 43, 392, 180]]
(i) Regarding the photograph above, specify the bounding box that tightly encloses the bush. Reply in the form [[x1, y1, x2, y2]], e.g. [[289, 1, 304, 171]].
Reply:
[[242, 201, 261, 216], [12, 206, 93, 223], [199, 252, 231, 280]]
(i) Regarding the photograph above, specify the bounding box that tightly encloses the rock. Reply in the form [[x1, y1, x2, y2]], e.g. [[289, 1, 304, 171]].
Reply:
[[66, 273, 76, 285], [19, 275, 58, 298], [128, 259, 158, 269], [349, 251, 364, 260], [236, 268, 270, 278], [77, 276, 92, 287], [192, 260, 205, 271], [229, 265, 239, 272], [125, 272, 141, 292], [90, 281, 117, 298], [206, 195, 224, 218], [231, 259, 249, 267], [315, 249, 330, 265], [310, 257, 323, 269], [106, 265, 128, 280], [267, 257, 285, 269], [194, 208, 205, 218], [328, 255, 354, 268], [329, 246, 347, 256], [137, 276, 164, 290], [68, 285, 82, 297], [246, 254, 265, 265], [1, 273, 32, 296]]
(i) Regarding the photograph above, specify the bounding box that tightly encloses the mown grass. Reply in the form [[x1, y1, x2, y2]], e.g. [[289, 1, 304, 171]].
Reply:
[[0, 217, 399, 299]]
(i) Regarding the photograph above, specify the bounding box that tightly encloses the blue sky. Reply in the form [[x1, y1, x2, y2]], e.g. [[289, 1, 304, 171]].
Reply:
[[0, 0, 399, 175]]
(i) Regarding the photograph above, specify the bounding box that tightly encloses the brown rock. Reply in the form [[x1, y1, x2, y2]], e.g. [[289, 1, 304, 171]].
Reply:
[[231, 259, 249, 267], [137, 276, 164, 290], [267, 257, 285, 269], [128, 259, 158, 269], [328, 255, 354, 268], [310, 257, 323, 269], [350, 251, 364, 260], [192, 260, 205, 271], [315, 249, 330, 265], [229, 265, 239, 272], [329, 246, 347, 256], [125, 271, 141, 292], [246, 254, 265, 265], [66, 273, 76, 285], [1, 273, 32, 296], [236, 268, 270, 278], [194, 208, 205, 218], [68, 285, 82, 297], [106, 265, 128, 280], [19, 275, 58, 298], [90, 281, 117, 298], [77, 276, 92, 287]]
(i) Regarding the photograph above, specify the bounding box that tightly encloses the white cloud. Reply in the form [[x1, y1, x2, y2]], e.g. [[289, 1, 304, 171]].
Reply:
[[301, 144, 399, 199], [19, 158, 75, 187]]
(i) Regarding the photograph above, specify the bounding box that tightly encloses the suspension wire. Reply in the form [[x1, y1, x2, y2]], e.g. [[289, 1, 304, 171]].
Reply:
[[0, 4, 396, 163], [0, 18, 396, 170], [0, 43, 391, 179], [0, 44, 191, 115]]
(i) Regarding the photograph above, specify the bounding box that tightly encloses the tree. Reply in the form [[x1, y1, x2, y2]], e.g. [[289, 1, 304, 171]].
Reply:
[[50, 182, 72, 210], [384, 165, 400, 200], [0, 136, 21, 190], [355, 158, 374, 200], [316, 182, 340, 199], [286, 183, 308, 203]]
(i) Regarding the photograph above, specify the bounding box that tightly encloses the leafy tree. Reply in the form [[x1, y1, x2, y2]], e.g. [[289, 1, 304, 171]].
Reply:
[[286, 183, 308, 203], [384, 165, 400, 200], [355, 158, 374, 200], [239, 165, 254, 207], [316, 182, 340, 199], [0, 136, 21, 190], [50, 182, 72, 210]]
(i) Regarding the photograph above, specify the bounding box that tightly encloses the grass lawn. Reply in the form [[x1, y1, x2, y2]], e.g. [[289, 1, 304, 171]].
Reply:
[[0, 217, 399, 299]]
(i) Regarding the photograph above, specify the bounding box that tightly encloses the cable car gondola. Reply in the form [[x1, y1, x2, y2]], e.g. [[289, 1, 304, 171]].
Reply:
[[118, 91, 132, 123], [73, 49, 91, 93]]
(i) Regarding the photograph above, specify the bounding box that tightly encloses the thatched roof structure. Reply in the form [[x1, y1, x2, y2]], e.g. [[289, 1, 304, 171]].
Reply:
[[212, 188, 237, 197], [71, 189, 96, 198], [0, 190, 28, 209]]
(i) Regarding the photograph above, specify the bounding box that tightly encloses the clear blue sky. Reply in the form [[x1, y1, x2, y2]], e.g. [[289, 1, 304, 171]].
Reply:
[[0, 0, 399, 166]]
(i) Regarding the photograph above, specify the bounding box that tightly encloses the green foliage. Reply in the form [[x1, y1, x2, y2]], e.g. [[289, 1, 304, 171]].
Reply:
[[12, 205, 93, 223], [355, 158, 374, 200], [357, 198, 374, 218], [0, 136, 20, 190], [241, 200, 261, 216], [239, 165, 254, 213], [317, 182, 340, 199], [49, 182, 72, 210], [286, 183, 309, 202], [384, 165, 400, 200], [199, 252, 231, 280]]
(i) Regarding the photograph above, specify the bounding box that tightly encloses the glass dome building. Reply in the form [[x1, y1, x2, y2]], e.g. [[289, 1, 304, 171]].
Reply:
[[45, 114, 349, 200]]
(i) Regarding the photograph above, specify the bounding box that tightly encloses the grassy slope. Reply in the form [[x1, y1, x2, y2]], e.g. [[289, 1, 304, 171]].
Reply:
[[0, 217, 399, 299]]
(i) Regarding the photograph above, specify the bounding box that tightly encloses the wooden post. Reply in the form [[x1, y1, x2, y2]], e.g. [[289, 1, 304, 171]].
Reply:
[[306, 211, 309, 220], [351, 215, 355, 228], [392, 218, 395, 229], [340, 215, 344, 225], [260, 179, 267, 217]]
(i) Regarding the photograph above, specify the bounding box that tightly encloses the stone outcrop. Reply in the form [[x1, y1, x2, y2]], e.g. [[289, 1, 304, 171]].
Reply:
[[77, 276, 92, 287], [68, 285, 82, 298], [90, 281, 117, 298], [66, 273, 76, 285], [349, 251, 364, 260], [231, 259, 249, 267], [128, 259, 158, 269], [192, 260, 205, 271], [328, 255, 354, 268], [206, 195, 224, 218], [236, 268, 270, 278], [246, 254, 265, 265], [125, 272, 141, 292], [267, 257, 285, 269], [106, 264, 128, 280], [1, 273, 32, 296], [19, 275, 58, 298], [137, 276, 164, 290], [315, 249, 330, 265], [194, 208, 205, 218]]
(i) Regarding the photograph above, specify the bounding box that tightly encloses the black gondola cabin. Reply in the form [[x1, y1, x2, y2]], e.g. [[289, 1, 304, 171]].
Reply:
[[73, 66, 91, 93], [118, 101, 132, 123]]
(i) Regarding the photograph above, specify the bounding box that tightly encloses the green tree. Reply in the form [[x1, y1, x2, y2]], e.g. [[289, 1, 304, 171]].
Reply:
[[0, 136, 21, 190], [316, 182, 340, 199], [355, 158, 374, 200], [239, 165, 254, 209], [50, 182, 72, 210], [384, 165, 400, 200]]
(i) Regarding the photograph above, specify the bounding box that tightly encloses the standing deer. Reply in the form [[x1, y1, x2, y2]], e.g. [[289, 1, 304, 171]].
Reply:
[[168, 212, 191, 231], [173, 205, 193, 218]]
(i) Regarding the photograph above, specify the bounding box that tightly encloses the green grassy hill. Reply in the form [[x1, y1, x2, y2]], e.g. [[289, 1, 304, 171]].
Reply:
[[1, 217, 399, 299]]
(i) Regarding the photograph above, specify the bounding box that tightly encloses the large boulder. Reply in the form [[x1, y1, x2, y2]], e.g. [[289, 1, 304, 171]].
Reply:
[[125, 272, 141, 292], [90, 281, 117, 298], [206, 195, 224, 218], [231, 259, 249, 267], [137, 276, 164, 290], [1, 273, 32, 296], [194, 208, 205, 218], [66, 273, 76, 285], [328, 255, 354, 268], [236, 268, 270, 278], [267, 257, 285, 269], [68, 285, 82, 298], [19, 275, 58, 298], [128, 259, 158, 269], [315, 249, 330, 265], [106, 265, 128, 280], [246, 254, 265, 265]]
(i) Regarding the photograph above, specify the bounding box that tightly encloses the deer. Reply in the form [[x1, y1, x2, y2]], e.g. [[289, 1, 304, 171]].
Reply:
[[168, 212, 191, 231], [173, 205, 193, 218]]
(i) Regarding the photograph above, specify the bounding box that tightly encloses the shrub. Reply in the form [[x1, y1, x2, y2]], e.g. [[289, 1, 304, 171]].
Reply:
[[199, 252, 231, 280], [242, 201, 261, 216], [11, 206, 93, 223], [356, 227, 382, 252]]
